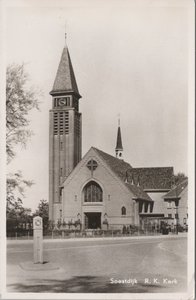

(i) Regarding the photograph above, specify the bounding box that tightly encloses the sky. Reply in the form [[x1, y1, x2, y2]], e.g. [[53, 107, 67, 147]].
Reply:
[[5, 0, 193, 211]]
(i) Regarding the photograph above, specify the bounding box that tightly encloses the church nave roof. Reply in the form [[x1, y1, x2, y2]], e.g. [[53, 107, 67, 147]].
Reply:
[[93, 147, 151, 202]]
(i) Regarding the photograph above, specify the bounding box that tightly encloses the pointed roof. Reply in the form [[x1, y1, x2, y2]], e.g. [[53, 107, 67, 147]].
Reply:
[[93, 147, 132, 179], [61, 147, 152, 202], [115, 126, 123, 150], [125, 183, 152, 202], [50, 46, 81, 97], [164, 179, 188, 199], [93, 148, 152, 202], [92, 148, 173, 192], [62, 146, 174, 202]]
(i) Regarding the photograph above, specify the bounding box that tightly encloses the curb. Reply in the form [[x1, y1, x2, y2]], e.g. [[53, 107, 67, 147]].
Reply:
[[7, 233, 187, 244]]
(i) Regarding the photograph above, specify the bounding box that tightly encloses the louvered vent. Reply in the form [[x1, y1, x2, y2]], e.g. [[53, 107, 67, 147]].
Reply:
[[75, 113, 80, 136], [53, 111, 69, 135]]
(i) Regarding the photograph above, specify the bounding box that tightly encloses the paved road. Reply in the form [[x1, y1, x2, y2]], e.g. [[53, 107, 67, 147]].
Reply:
[[7, 236, 187, 293]]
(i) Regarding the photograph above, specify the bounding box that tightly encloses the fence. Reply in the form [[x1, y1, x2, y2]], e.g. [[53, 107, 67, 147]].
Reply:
[[7, 220, 187, 240], [6, 226, 176, 240], [46, 227, 162, 239]]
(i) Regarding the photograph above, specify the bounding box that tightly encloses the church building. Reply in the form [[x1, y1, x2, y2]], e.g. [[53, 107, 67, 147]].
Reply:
[[49, 39, 187, 230]]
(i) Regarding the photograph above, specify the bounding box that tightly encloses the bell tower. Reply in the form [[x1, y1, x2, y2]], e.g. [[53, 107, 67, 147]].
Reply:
[[49, 38, 82, 221]]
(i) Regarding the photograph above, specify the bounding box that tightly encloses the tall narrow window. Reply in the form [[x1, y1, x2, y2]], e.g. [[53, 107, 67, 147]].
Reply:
[[121, 206, 126, 215], [167, 202, 172, 209], [144, 202, 148, 213], [150, 202, 154, 213], [139, 202, 143, 213], [59, 187, 63, 196]]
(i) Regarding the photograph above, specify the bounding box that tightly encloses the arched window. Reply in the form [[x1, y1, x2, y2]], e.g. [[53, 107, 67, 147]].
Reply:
[[121, 206, 126, 215], [83, 181, 103, 202]]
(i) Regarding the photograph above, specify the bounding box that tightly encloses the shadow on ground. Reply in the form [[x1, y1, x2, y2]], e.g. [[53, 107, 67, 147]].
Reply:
[[8, 275, 183, 293]]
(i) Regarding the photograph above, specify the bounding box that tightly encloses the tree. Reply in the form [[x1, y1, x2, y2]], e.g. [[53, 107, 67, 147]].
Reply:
[[6, 171, 33, 214], [34, 199, 49, 219], [6, 63, 40, 163], [6, 173, 33, 236], [6, 63, 40, 212], [173, 172, 188, 186], [33, 200, 49, 233]]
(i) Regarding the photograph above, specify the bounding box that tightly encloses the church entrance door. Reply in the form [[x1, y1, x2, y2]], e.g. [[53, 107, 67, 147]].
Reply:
[[84, 213, 101, 229]]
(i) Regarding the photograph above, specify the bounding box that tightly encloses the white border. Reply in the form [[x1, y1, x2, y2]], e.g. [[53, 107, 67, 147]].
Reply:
[[0, 0, 195, 299]]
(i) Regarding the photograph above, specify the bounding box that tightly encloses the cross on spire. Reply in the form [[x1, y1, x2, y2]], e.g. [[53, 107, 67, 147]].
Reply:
[[65, 21, 68, 46], [118, 113, 120, 127], [65, 32, 67, 44]]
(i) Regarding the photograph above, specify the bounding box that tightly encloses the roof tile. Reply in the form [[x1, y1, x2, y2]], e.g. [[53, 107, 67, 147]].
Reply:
[[125, 183, 152, 201], [164, 179, 188, 199], [93, 148, 151, 201], [93, 147, 132, 179], [127, 167, 174, 190], [93, 147, 174, 201], [50, 46, 80, 97]]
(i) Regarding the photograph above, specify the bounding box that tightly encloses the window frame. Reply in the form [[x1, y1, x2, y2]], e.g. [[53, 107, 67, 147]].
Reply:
[[83, 181, 103, 203], [121, 206, 126, 216]]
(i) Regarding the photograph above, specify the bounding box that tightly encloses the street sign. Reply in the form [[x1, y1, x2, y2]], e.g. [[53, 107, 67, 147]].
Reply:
[[33, 216, 43, 264]]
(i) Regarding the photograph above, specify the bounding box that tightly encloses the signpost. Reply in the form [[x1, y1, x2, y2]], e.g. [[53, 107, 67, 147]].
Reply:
[[33, 216, 43, 264]]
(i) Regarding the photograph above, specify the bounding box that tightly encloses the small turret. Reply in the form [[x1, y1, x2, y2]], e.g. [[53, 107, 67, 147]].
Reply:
[[115, 117, 123, 159]]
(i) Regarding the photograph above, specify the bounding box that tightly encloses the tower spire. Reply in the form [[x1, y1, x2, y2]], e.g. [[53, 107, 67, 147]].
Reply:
[[49, 35, 82, 222], [50, 38, 81, 98], [115, 116, 123, 159]]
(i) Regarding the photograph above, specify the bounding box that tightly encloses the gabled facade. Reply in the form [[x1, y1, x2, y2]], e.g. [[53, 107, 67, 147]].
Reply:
[[163, 179, 188, 227], [59, 147, 153, 229]]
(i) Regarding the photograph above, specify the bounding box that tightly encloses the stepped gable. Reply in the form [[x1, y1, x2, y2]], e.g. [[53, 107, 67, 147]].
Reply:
[[164, 179, 188, 199]]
